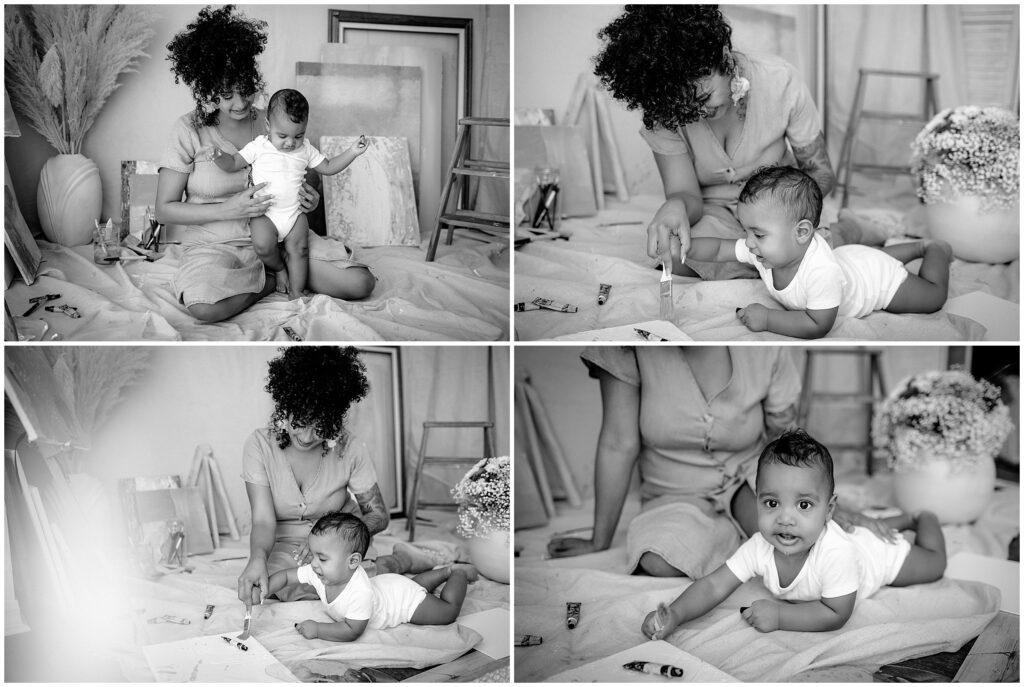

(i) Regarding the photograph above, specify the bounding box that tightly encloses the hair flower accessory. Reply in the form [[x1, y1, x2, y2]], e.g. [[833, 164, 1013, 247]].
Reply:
[[326, 438, 337, 449], [872, 367, 1014, 473], [451, 456, 510, 538], [730, 74, 750, 107]]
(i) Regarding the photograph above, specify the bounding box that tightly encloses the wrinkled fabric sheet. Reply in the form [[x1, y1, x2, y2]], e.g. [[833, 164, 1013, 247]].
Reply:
[[8, 237, 509, 341], [119, 545, 509, 682], [514, 196, 1017, 341], [514, 566, 998, 682]]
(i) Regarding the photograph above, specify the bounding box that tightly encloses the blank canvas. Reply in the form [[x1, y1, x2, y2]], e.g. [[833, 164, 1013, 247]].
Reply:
[[296, 62, 422, 197], [144, 634, 298, 682], [321, 135, 420, 247], [320, 43, 442, 237], [132, 486, 214, 556]]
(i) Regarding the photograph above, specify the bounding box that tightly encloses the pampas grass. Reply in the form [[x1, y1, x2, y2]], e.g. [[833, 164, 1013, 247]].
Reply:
[[4, 5, 154, 154]]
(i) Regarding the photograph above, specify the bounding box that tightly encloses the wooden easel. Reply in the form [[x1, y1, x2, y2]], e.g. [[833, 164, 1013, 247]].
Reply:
[[186, 444, 240, 549], [563, 73, 631, 209]]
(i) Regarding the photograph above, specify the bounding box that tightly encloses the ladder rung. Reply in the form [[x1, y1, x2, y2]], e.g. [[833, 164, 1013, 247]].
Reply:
[[459, 117, 509, 127], [453, 166, 510, 179], [859, 68, 939, 80], [424, 421, 493, 428], [806, 393, 878, 402], [859, 111, 929, 122], [413, 502, 459, 510], [421, 456, 485, 464], [848, 163, 912, 174], [463, 159, 510, 172], [441, 211, 509, 231]]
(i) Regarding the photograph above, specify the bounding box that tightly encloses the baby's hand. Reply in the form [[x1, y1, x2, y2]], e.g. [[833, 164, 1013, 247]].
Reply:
[[736, 303, 769, 332], [740, 600, 780, 633], [294, 620, 319, 639], [352, 134, 368, 156], [641, 602, 676, 640]]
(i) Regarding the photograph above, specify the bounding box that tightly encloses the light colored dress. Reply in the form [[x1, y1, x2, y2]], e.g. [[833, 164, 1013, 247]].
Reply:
[[640, 53, 823, 280], [241, 427, 378, 600], [580, 346, 801, 577], [159, 112, 362, 308]]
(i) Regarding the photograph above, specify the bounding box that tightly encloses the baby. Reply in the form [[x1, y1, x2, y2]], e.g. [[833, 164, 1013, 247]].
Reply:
[[265, 512, 477, 642], [642, 429, 946, 636], [214, 88, 367, 299], [683, 166, 953, 338]]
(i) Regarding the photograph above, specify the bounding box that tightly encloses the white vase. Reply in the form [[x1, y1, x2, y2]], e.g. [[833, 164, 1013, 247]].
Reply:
[[37, 153, 103, 246], [892, 453, 996, 524], [922, 195, 1019, 263], [465, 529, 510, 584]]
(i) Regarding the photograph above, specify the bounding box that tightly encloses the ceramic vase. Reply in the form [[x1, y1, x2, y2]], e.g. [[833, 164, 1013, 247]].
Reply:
[[465, 529, 510, 583], [37, 153, 102, 246], [892, 451, 996, 524], [922, 194, 1019, 263]]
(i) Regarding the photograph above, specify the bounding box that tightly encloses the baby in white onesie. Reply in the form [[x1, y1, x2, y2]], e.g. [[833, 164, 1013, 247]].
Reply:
[[683, 166, 952, 338], [214, 88, 367, 299], [265, 512, 476, 642], [641, 429, 946, 636]]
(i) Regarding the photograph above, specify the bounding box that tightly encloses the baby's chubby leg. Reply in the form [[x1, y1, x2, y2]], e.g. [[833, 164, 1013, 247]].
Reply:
[[282, 214, 309, 299], [408, 567, 475, 625], [882, 240, 952, 314], [249, 215, 285, 271], [888, 510, 947, 587]]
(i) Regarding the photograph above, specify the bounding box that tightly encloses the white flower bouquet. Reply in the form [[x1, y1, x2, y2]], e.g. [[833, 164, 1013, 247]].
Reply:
[[872, 368, 1014, 472], [451, 456, 510, 538], [909, 106, 1019, 213]]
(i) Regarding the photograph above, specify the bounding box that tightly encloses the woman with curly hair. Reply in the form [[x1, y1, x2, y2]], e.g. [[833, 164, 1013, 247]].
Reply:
[[157, 5, 375, 323], [594, 5, 843, 281], [237, 347, 430, 606]]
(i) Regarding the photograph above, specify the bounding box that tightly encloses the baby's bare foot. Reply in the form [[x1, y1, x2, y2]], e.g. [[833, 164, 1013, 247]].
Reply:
[[923, 239, 954, 263], [450, 564, 479, 583], [287, 289, 302, 301]]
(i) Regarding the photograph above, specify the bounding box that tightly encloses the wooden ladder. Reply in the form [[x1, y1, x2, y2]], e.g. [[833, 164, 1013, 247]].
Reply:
[[425, 116, 510, 262], [836, 69, 939, 208]]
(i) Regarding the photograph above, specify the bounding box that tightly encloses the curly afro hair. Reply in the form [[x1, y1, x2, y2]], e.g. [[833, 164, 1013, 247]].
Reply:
[[166, 5, 268, 128], [265, 346, 369, 454], [593, 5, 736, 130]]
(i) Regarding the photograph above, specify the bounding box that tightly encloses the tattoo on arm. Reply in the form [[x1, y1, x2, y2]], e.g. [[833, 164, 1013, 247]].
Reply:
[[354, 485, 390, 536], [791, 132, 836, 197]]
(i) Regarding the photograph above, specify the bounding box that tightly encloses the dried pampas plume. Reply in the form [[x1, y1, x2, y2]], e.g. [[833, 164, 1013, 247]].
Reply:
[[4, 5, 155, 154]]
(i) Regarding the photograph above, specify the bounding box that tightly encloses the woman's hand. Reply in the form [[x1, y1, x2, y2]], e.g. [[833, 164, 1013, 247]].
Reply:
[[547, 536, 606, 559], [237, 556, 270, 607], [833, 507, 898, 543], [298, 181, 320, 214], [223, 182, 273, 219], [646, 199, 691, 264]]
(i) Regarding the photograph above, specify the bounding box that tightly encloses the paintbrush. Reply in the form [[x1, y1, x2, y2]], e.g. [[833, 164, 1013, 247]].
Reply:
[[238, 608, 251, 640], [659, 259, 673, 321]]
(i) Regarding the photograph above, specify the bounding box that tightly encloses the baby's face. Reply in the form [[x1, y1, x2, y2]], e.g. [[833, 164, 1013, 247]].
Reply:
[[755, 462, 835, 557], [267, 109, 308, 152], [307, 532, 358, 586], [693, 70, 733, 120], [737, 200, 805, 271]]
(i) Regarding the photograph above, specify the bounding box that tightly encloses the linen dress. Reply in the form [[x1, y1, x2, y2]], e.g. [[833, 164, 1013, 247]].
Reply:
[[242, 427, 379, 600], [159, 112, 363, 308], [580, 346, 801, 577], [640, 53, 823, 280]]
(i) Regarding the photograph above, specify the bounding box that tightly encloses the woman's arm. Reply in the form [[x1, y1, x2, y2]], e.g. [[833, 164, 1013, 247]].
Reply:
[[237, 482, 278, 606], [154, 168, 272, 226], [791, 132, 836, 197], [647, 151, 704, 262], [548, 371, 642, 557], [352, 484, 390, 537]]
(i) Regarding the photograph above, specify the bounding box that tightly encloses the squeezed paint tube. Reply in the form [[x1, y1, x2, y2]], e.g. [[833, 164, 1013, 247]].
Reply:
[[222, 635, 248, 651], [623, 661, 684, 678], [597, 283, 612, 305], [533, 297, 578, 313], [515, 634, 543, 646], [513, 302, 541, 312], [566, 602, 581, 629], [204, 604, 215, 620]]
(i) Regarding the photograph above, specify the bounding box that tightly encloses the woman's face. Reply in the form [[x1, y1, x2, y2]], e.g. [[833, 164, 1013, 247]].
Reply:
[[286, 417, 323, 451], [693, 71, 734, 121], [215, 88, 256, 122]]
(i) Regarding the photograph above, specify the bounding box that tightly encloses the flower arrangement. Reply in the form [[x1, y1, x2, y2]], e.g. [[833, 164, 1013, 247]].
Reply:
[[872, 368, 1014, 473], [4, 5, 154, 154], [451, 456, 510, 538], [909, 106, 1020, 213]]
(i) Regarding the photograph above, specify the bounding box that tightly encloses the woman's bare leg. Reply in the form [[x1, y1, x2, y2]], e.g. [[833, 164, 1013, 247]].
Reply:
[[188, 272, 276, 323]]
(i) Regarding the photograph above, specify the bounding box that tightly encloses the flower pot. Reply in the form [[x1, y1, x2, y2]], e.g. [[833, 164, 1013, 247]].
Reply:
[[465, 529, 510, 583], [892, 453, 996, 524], [37, 154, 102, 246], [922, 195, 1019, 263]]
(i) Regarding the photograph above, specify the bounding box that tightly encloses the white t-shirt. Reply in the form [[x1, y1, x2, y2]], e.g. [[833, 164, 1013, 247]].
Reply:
[[735, 234, 908, 318], [725, 520, 911, 602], [238, 136, 327, 232], [297, 564, 427, 629]]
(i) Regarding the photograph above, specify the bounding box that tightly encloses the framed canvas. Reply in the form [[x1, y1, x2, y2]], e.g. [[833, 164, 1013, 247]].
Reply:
[[120, 160, 161, 241], [4, 161, 41, 286], [353, 346, 404, 516]]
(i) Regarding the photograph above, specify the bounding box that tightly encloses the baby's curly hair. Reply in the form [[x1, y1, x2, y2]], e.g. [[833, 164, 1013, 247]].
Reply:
[[166, 5, 268, 128], [739, 166, 823, 226], [265, 347, 369, 455], [268, 89, 309, 124], [593, 5, 736, 130]]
